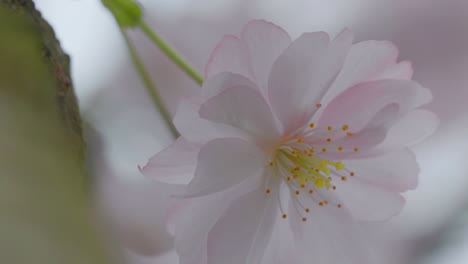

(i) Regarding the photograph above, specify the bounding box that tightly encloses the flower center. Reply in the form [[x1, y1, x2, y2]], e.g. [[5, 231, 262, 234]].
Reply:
[[264, 123, 359, 221]]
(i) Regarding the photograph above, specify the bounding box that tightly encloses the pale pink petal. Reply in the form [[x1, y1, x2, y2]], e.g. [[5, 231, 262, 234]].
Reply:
[[139, 137, 200, 184], [371, 60, 414, 80], [343, 148, 419, 192], [378, 109, 439, 149], [173, 96, 252, 144], [205, 35, 251, 79], [176, 174, 264, 260], [179, 244, 206, 264], [206, 186, 279, 264], [334, 177, 405, 221], [321, 40, 400, 105], [186, 138, 266, 197], [260, 213, 297, 264], [288, 198, 371, 263], [241, 19, 291, 92], [339, 104, 399, 149], [200, 84, 281, 141], [175, 194, 233, 259], [96, 176, 183, 255], [318, 104, 399, 161], [268, 30, 353, 134], [201, 71, 258, 99], [166, 200, 189, 236], [317, 79, 432, 133]]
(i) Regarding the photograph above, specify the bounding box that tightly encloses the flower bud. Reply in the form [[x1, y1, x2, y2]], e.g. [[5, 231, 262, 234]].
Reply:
[[102, 0, 142, 27]]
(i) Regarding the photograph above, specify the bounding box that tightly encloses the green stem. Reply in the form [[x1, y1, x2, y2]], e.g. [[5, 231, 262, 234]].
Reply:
[[120, 27, 180, 138], [139, 21, 204, 86]]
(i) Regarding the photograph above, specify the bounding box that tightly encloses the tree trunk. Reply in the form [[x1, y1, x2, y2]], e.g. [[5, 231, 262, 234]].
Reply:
[[0, 1, 114, 263]]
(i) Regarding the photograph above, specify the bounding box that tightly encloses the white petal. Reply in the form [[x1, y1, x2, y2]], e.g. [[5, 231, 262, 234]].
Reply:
[[205, 35, 251, 79], [260, 213, 297, 264], [268, 30, 352, 134], [334, 176, 405, 221], [339, 104, 400, 150], [176, 174, 265, 259], [343, 148, 419, 192], [379, 109, 439, 149], [173, 96, 251, 144], [321, 40, 399, 105], [371, 60, 413, 80], [202, 72, 258, 99], [241, 19, 291, 92], [288, 198, 371, 263], [317, 79, 432, 133], [206, 186, 279, 264], [140, 137, 199, 184], [186, 138, 266, 197], [175, 194, 233, 258], [200, 84, 281, 141], [97, 176, 181, 255]]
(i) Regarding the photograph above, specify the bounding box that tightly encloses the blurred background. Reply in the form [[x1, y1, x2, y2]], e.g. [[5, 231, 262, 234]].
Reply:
[[32, 0, 468, 263]]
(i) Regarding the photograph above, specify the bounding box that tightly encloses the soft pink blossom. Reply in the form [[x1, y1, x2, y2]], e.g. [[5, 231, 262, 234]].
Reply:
[[141, 20, 438, 264]]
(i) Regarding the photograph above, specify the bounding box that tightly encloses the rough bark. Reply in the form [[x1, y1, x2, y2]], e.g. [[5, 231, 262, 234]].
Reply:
[[0, 1, 114, 263]]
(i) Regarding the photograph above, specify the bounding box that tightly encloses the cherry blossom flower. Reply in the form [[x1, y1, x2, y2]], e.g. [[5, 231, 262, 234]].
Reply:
[[141, 20, 438, 264]]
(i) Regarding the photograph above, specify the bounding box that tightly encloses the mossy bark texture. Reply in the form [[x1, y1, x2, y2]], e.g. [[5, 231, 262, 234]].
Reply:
[[0, 1, 114, 263]]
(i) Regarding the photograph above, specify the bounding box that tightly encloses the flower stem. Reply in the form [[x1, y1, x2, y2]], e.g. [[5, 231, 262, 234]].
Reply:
[[120, 27, 180, 139], [138, 21, 204, 86]]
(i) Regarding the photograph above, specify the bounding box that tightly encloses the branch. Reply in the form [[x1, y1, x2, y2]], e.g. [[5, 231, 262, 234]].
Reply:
[[0, 1, 115, 263]]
